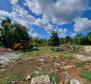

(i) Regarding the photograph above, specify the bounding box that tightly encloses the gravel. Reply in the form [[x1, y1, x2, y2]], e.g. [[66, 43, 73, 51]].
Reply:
[[0, 52, 17, 64], [75, 54, 91, 61]]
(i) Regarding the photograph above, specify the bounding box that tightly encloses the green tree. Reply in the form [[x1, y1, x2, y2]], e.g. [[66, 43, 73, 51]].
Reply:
[[0, 18, 29, 48], [87, 32, 91, 44], [74, 34, 84, 45], [13, 23, 29, 43], [0, 18, 13, 47], [32, 37, 48, 46], [82, 36, 90, 45], [49, 31, 60, 46]]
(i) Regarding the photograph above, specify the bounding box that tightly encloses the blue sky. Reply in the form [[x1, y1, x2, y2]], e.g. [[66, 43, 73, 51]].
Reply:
[[0, 0, 91, 39]]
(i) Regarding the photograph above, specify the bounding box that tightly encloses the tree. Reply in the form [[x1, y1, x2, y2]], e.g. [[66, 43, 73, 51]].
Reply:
[[0, 18, 13, 47], [60, 36, 72, 44], [74, 34, 84, 45], [13, 23, 29, 43], [32, 37, 48, 46], [88, 32, 91, 44], [49, 31, 60, 46], [0, 18, 29, 48]]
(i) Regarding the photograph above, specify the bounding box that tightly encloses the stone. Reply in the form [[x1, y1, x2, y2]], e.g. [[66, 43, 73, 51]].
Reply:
[[0, 52, 17, 64], [84, 46, 91, 52], [31, 75, 50, 84], [62, 65, 75, 70], [25, 75, 31, 80], [75, 54, 91, 61], [34, 70, 39, 74], [70, 79, 80, 84]]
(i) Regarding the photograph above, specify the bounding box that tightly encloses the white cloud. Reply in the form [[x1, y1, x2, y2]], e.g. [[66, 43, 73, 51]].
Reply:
[[35, 18, 48, 28], [25, 0, 41, 15], [74, 18, 91, 32], [25, 0, 90, 23], [0, 10, 10, 17], [58, 28, 68, 38], [30, 32, 40, 38], [0, 10, 35, 32], [0, 10, 70, 38], [0, 0, 90, 38], [58, 28, 68, 33], [10, 0, 18, 5], [69, 32, 77, 38]]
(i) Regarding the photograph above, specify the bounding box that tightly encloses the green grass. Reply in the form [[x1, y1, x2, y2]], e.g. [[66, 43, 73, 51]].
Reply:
[[16, 46, 73, 58], [49, 73, 60, 84], [80, 69, 91, 81], [1, 46, 90, 84], [75, 61, 91, 68], [2, 73, 22, 84], [0, 64, 3, 69], [63, 55, 74, 62]]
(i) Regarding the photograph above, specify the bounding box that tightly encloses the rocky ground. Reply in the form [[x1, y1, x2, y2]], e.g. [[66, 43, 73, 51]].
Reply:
[[0, 48, 18, 64], [0, 46, 91, 84]]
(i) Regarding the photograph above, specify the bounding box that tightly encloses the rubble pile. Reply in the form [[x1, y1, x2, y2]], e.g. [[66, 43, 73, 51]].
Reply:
[[84, 46, 91, 52], [51, 45, 75, 52], [31, 75, 50, 84], [75, 54, 91, 61], [0, 48, 13, 54], [26, 57, 82, 84], [0, 48, 17, 64], [0, 54, 85, 84]]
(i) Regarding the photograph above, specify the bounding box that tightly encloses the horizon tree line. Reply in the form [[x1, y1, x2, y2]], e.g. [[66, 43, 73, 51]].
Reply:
[[0, 18, 91, 48]]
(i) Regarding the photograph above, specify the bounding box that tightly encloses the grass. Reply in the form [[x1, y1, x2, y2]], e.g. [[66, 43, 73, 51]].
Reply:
[[16, 46, 73, 59], [49, 73, 60, 84], [80, 69, 91, 81], [75, 61, 91, 68], [2, 73, 22, 84], [1, 46, 91, 84], [0, 64, 3, 69]]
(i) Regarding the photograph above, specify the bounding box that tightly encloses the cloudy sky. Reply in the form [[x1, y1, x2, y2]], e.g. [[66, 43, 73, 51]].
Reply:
[[0, 0, 91, 39]]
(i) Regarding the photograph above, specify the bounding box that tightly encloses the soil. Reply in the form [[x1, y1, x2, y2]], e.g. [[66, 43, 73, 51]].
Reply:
[[0, 46, 91, 84]]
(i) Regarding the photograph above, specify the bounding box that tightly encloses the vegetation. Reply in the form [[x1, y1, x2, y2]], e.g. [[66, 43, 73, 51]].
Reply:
[[88, 32, 91, 44], [80, 70, 91, 81], [2, 73, 22, 84], [1, 46, 91, 84], [75, 61, 91, 68], [0, 18, 91, 48], [0, 18, 29, 48], [60, 34, 90, 45], [31, 37, 48, 46], [49, 31, 60, 46], [49, 73, 60, 84], [0, 17, 91, 84]]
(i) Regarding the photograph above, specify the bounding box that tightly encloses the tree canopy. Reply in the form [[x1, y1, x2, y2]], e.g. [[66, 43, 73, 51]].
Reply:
[[0, 18, 29, 48], [49, 31, 60, 46], [0, 18, 91, 48]]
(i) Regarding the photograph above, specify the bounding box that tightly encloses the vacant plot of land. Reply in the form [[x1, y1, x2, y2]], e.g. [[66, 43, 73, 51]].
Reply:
[[0, 46, 91, 84]]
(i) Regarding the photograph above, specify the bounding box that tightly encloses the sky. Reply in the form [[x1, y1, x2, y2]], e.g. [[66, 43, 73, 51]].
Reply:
[[0, 0, 91, 39]]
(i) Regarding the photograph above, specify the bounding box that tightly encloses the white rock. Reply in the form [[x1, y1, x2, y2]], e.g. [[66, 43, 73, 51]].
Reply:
[[0, 52, 18, 64], [70, 79, 80, 84], [25, 75, 31, 80], [84, 46, 91, 52], [31, 75, 50, 84], [75, 54, 91, 61]]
